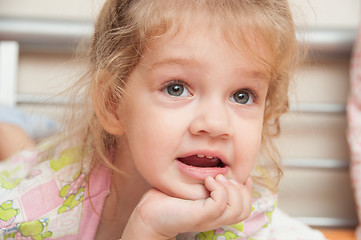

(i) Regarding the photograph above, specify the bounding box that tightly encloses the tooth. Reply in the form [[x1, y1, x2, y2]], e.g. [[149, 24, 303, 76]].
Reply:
[[206, 156, 213, 159], [197, 154, 205, 158]]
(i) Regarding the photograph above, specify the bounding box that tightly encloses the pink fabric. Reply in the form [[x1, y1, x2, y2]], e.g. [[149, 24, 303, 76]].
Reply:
[[348, 26, 361, 240], [0, 145, 111, 239], [78, 164, 111, 238], [20, 180, 64, 220]]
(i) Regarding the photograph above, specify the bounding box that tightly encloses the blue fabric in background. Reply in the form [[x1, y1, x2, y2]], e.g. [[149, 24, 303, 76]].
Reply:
[[0, 104, 59, 140]]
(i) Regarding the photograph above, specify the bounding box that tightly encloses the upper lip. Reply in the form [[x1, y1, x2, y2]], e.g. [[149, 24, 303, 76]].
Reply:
[[177, 150, 229, 166]]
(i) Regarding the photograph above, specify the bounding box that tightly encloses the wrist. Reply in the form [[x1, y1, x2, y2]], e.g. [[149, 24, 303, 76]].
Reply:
[[122, 207, 174, 240]]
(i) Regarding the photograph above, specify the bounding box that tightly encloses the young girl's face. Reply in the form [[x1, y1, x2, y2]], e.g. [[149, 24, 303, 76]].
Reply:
[[117, 24, 270, 200]]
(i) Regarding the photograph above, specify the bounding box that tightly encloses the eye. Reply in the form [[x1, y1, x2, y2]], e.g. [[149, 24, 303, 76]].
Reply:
[[230, 89, 254, 104], [162, 81, 191, 97]]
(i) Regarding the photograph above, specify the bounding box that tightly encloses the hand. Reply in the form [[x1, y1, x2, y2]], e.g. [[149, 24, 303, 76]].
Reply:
[[121, 174, 253, 240], [0, 123, 35, 160]]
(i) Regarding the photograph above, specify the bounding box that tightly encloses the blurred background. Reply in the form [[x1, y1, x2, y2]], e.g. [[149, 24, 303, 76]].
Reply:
[[0, 0, 360, 229]]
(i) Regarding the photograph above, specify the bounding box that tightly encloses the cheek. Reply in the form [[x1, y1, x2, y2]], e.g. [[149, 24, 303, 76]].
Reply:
[[128, 116, 180, 153], [232, 123, 263, 183], [123, 108, 184, 166]]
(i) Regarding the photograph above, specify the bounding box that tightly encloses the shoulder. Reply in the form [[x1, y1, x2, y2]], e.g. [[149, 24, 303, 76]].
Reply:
[[0, 140, 96, 238]]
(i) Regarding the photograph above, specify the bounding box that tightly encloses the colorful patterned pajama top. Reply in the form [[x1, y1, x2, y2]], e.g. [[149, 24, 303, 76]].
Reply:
[[0, 143, 111, 239]]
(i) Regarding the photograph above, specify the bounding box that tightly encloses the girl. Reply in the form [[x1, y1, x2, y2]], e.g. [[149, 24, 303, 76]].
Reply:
[[0, 0, 325, 239]]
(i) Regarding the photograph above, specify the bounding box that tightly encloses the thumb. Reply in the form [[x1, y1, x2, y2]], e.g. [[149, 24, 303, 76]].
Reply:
[[245, 176, 253, 194]]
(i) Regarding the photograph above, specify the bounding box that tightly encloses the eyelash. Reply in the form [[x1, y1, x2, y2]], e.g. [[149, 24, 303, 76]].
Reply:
[[232, 88, 258, 103], [161, 80, 191, 96], [162, 80, 188, 88], [161, 80, 258, 104]]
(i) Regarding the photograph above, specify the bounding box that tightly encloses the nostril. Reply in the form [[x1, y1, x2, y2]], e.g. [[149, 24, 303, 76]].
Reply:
[[189, 110, 233, 138]]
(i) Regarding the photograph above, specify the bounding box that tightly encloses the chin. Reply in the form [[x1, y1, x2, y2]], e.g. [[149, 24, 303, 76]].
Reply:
[[165, 183, 210, 201]]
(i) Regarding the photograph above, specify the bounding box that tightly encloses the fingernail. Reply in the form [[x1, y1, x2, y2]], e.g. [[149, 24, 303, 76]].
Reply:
[[216, 174, 227, 182], [229, 179, 239, 185], [206, 176, 215, 183]]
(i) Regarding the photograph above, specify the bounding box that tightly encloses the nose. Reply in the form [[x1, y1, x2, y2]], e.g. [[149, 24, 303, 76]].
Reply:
[[189, 99, 234, 139]]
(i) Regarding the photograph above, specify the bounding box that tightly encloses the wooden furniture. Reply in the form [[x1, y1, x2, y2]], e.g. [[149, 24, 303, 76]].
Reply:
[[318, 228, 356, 240]]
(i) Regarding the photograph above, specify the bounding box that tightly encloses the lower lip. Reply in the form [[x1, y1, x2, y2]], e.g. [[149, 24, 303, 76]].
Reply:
[[176, 159, 229, 180]]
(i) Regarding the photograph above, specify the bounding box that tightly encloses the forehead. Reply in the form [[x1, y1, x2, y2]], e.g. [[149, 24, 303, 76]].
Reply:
[[139, 8, 274, 77], [142, 21, 272, 80], [129, 0, 285, 82], [130, 30, 270, 93]]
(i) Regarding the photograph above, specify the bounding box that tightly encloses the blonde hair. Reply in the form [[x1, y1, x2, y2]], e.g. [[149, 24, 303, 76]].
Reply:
[[66, 0, 301, 193]]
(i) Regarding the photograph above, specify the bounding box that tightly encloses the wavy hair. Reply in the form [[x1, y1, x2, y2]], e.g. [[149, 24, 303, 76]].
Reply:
[[65, 0, 301, 193]]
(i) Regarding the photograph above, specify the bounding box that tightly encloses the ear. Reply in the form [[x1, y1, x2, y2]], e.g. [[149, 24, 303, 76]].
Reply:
[[92, 70, 124, 136]]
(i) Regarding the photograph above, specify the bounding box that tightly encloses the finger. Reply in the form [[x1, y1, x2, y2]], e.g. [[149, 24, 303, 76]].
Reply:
[[238, 178, 253, 220], [177, 176, 228, 232], [229, 176, 253, 213], [215, 174, 242, 213], [215, 175, 245, 223], [244, 176, 253, 195], [239, 176, 253, 218], [203, 176, 227, 212], [213, 175, 253, 226]]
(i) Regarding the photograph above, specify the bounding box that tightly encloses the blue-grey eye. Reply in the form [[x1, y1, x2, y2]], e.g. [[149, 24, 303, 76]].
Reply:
[[230, 90, 253, 104], [163, 83, 190, 97]]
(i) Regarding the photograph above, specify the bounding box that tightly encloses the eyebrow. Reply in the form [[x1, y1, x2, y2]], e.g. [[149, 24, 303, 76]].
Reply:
[[149, 57, 200, 70], [148, 57, 270, 81]]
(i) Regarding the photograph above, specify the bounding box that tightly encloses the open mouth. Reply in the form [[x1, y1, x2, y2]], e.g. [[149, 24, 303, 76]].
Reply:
[[178, 154, 226, 168], [176, 153, 229, 180]]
